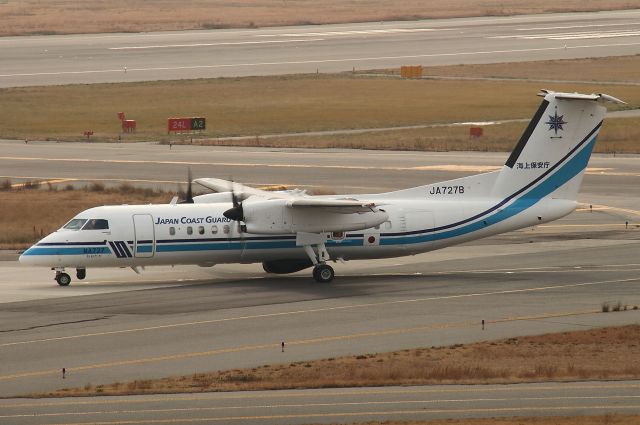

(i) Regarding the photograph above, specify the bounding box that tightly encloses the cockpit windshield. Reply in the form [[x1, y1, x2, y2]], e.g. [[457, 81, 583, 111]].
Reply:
[[61, 218, 109, 231], [62, 218, 87, 230], [82, 219, 109, 230]]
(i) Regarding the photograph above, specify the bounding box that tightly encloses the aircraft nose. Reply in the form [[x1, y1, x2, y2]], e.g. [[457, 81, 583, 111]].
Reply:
[[19, 247, 32, 265], [19, 245, 42, 266]]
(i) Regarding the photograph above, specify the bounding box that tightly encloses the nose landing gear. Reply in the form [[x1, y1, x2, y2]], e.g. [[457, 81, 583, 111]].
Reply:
[[55, 270, 71, 286], [53, 268, 86, 286]]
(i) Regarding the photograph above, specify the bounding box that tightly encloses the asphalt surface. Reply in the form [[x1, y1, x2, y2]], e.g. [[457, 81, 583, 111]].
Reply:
[[1, 381, 640, 424], [0, 142, 639, 424], [1, 9, 640, 87]]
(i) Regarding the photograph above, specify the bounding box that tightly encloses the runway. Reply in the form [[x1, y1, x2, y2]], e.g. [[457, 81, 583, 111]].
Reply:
[[2, 381, 640, 424], [1, 138, 639, 211], [1, 9, 640, 87], [0, 141, 639, 423]]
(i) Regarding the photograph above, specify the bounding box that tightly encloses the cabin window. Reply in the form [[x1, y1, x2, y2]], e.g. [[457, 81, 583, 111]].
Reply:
[[211, 226, 218, 234], [62, 218, 87, 230], [187, 226, 193, 235], [331, 231, 345, 240], [198, 226, 205, 235], [82, 219, 109, 230], [223, 225, 230, 234], [169, 227, 175, 236]]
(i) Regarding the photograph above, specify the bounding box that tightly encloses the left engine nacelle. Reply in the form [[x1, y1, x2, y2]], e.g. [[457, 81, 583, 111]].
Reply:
[[242, 199, 388, 234]]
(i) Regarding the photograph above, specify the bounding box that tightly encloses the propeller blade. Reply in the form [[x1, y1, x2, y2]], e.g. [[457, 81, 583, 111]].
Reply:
[[177, 168, 194, 204], [223, 204, 244, 221], [185, 168, 193, 203], [224, 177, 244, 221]]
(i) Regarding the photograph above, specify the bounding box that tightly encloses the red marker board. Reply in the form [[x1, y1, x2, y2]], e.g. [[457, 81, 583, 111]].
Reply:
[[168, 117, 206, 133]]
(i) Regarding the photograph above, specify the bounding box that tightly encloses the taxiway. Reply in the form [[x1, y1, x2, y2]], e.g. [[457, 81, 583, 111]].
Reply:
[[1, 9, 640, 87], [0, 143, 638, 425]]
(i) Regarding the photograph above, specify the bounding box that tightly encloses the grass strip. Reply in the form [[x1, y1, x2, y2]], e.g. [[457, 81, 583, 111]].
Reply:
[[1, 1, 637, 37], [1, 75, 639, 149], [42, 324, 640, 397], [0, 183, 172, 249]]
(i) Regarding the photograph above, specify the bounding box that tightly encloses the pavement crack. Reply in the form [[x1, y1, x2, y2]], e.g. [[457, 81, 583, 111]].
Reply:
[[0, 315, 113, 333]]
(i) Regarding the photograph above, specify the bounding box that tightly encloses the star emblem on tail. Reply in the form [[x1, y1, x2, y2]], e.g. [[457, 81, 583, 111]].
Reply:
[[545, 109, 568, 135]]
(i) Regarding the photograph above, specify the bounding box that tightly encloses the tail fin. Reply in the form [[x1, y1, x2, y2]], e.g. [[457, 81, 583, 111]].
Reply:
[[491, 90, 624, 201]]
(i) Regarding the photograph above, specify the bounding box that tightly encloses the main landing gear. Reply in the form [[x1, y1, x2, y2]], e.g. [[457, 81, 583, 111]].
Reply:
[[53, 268, 86, 286], [312, 263, 334, 283], [299, 233, 335, 283]]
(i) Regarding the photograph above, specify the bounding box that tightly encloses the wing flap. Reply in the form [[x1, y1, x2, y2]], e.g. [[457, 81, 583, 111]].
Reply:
[[286, 198, 379, 213]]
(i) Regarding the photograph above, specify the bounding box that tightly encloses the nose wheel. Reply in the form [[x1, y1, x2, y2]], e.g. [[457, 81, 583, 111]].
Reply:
[[55, 271, 71, 286]]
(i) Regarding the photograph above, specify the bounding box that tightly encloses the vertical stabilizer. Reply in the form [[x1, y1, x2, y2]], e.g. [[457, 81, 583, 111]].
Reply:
[[491, 90, 624, 201]]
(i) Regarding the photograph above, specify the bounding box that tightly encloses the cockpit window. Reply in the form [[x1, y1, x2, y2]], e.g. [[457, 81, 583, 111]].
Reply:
[[62, 218, 87, 230], [82, 219, 109, 230]]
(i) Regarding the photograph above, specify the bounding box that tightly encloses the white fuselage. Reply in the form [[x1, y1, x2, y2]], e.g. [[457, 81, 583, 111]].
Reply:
[[19, 193, 576, 270]]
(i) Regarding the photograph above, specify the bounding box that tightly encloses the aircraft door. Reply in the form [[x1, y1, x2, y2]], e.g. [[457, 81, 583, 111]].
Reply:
[[133, 214, 155, 258], [402, 210, 435, 252]]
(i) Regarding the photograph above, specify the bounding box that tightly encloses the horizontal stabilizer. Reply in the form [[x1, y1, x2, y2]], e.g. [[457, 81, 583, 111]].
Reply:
[[538, 90, 626, 104]]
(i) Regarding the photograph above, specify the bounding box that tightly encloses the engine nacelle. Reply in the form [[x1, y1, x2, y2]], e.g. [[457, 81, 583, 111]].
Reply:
[[242, 199, 389, 234], [262, 259, 313, 274]]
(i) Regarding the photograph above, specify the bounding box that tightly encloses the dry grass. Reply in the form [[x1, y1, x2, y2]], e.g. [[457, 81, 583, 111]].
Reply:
[[330, 416, 640, 425], [322, 416, 640, 425], [0, 185, 170, 248], [1, 73, 638, 146], [0, 1, 636, 37], [0, 77, 547, 141], [44, 324, 640, 397], [189, 117, 640, 154]]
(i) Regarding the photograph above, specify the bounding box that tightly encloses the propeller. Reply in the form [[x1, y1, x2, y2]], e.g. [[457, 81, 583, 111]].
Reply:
[[177, 168, 194, 204], [223, 179, 244, 221]]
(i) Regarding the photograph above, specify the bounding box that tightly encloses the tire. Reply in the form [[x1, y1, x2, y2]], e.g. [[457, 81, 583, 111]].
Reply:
[[76, 268, 86, 280], [313, 264, 334, 283], [56, 273, 71, 286]]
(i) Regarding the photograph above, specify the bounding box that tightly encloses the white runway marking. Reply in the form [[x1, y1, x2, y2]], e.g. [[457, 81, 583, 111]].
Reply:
[[517, 22, 640, 31], [2, 396, 640, 420], [108, 39, 325, 50], [492, 30, 640, 40], [256, 28, 443, 37], [2, 41, 640, 79]]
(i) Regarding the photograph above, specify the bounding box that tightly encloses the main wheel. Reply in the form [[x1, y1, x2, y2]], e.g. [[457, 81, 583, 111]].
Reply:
[[313, 264, 334, 283], [56, 272, 71, 286], [76, 268, 86, 280]]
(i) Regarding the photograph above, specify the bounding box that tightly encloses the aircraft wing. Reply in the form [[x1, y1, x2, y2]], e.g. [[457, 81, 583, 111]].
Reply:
[[194, 178, 290, 201], [194, 178, 382, 212]]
